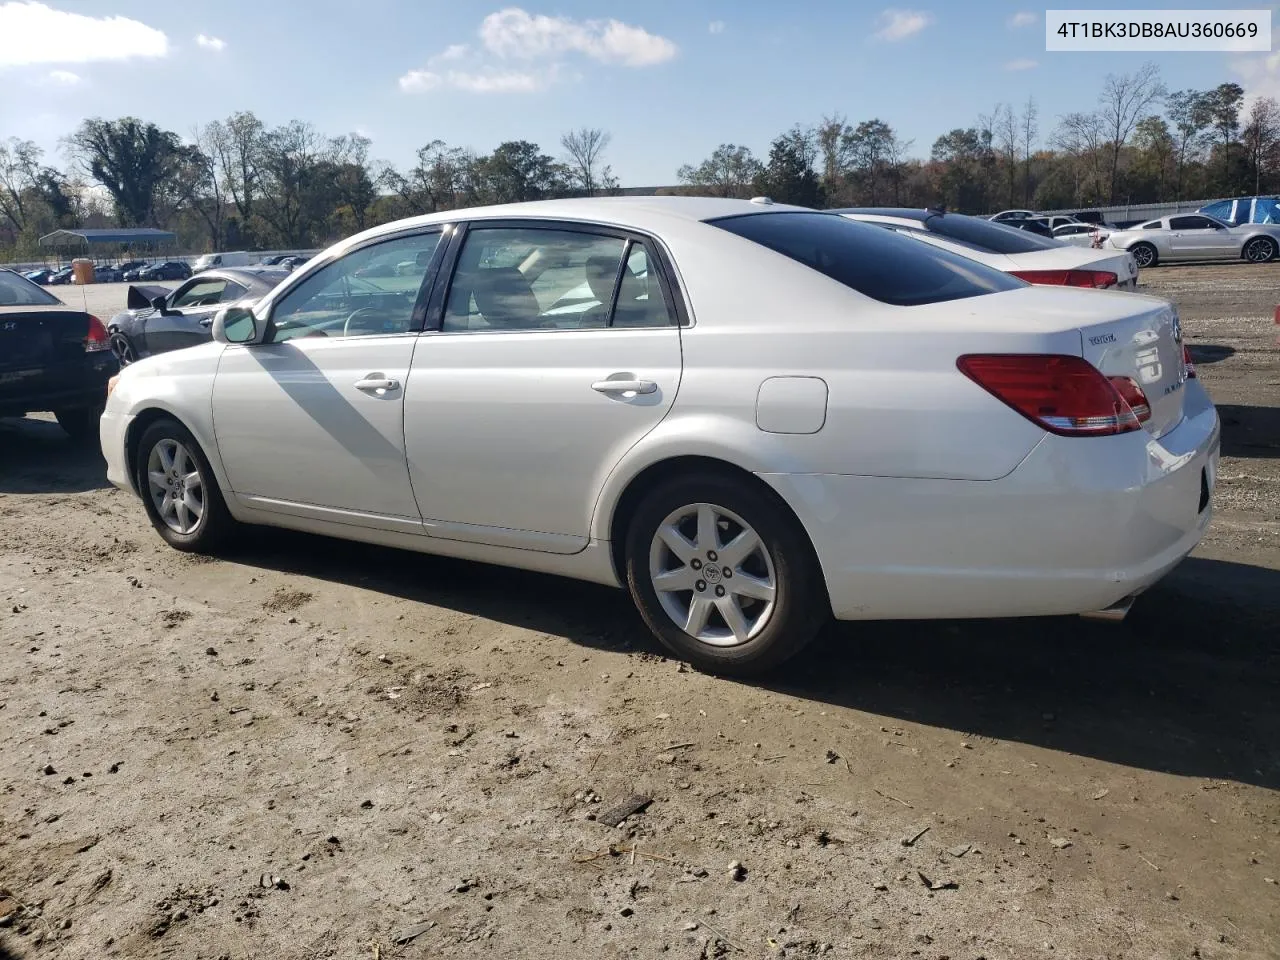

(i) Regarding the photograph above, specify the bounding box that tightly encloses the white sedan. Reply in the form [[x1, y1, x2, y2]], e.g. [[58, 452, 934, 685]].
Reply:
[[838, 207, 1139, 290], [100, 198, 1219, 675]]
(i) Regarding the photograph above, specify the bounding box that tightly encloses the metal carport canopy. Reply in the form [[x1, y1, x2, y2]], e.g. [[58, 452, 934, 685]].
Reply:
[[38, 228, 177, 246]]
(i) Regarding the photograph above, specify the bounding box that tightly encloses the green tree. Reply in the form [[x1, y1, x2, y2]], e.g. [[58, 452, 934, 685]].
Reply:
[[1166, 89, 1213, 200], [67, 117, 181, 225], [473, 140, 566, 204], [676, 143, 763, 198], [1203, 82, 1244, 192]]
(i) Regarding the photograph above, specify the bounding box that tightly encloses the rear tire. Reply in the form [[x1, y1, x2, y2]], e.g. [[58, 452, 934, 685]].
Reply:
[[134, 418, 235, 552], [54, 403, 104, 443], [1130, 242, 1158, 269], [624, 472, 828, 676], [1244, 236, 1276, 263]]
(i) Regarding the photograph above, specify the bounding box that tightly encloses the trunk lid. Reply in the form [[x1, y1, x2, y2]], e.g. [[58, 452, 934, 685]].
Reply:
[[1076, 296, 1187, 438], [0, 307, 94, 399]]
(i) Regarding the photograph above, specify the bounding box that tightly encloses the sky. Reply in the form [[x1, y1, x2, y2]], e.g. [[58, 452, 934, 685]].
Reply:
[[2, 0, 1279, 186]]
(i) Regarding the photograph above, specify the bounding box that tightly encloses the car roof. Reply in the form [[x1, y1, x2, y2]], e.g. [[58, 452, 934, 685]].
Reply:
[[326, 196, 816, 255], [833, 207, 940, 222], [202, 267, 290, 288]]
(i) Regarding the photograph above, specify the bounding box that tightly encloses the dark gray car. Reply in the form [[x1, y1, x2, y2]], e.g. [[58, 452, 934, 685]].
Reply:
[[107, 267, 289, 365]]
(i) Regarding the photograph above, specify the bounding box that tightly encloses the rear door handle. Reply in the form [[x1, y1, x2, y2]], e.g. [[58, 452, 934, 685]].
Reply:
[[355, 377, 400, 394], [592, 379, 657, 395]]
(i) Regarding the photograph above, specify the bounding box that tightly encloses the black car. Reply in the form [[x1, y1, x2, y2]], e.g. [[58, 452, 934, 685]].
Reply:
[[278, 255, 310, 271], [132, 260, 193, 282], [47, 266, 74, 285], [1007, 218, 1055, 238], [0, 268, 118, 441], [107, 267, 290, 365], [94, 260, 148, 283], [22, 268, 54, 285]]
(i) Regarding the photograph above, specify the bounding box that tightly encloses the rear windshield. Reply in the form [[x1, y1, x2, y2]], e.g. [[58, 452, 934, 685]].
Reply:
[[709, 212, 1022, 306], [924, 214, 1061, 254], [0, 270, 60, 307]]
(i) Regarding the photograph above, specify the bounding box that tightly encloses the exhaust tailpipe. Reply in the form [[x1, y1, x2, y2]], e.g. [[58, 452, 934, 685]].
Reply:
[[1080, 595, 1136, 623]]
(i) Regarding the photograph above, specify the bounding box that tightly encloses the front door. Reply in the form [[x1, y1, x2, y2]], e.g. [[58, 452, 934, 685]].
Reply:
[[211, 229, 445, 530], [403, 222, 684, 554], [1168, 215, 1236, 259], [145, 275, 249, 355]]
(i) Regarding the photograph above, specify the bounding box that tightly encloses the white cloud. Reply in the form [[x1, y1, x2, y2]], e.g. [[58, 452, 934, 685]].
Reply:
[[477, 8, 676, 66], [45, 68, 80, 84], [1231, 51, 1280, 107], [1004, 58, 1038, 71], [196, 34, 226, 52], [0, 1, 168, 67], [399, 6, 674, 94], [1008, 11, 1037, 29], [873, 8, 933, 42], [709, 20, 725, 35]]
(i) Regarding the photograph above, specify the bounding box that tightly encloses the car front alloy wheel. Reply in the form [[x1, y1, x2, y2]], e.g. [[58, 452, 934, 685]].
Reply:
[[135, 418, 235, 552]]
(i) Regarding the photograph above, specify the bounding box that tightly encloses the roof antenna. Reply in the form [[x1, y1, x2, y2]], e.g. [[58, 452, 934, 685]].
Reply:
[[927, 203, 947, 216]]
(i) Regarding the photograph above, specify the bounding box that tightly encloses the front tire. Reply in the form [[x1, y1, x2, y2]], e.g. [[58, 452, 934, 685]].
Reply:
[[624, 473, 828, 676], [134, 418, 235, 552], [1244, 237, 1276, 263], [1130, 242, 1158, 269], [54, 402, 104, 443]]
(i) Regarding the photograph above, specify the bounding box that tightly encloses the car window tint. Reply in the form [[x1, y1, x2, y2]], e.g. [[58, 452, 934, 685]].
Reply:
[[172, 279, 227, 308], [0, 270, 60, 306], [1170, 215, 1215, 230], [220, 281, 248, 302], [1139, 221, 1164, 229], [711, 212, 1022, 307], [443, 228, 626, 332], [612, 244, 676, 327], [923, 214, 1060, 253], [269, 232, 441, 341]]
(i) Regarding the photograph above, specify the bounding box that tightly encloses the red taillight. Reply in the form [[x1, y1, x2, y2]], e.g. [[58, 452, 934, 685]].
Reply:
[[957, 354, 1148, 437], [1182, 344, 1197, 379], [1010, 269, 1118, 289], [85, 315, 110, 353]]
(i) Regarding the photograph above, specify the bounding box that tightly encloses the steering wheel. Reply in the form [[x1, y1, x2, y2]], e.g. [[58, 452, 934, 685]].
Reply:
[[344, 307, 385, 338]]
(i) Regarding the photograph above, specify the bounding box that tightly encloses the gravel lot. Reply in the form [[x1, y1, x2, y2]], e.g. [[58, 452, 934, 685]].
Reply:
[[1, 266, 1278, 960]]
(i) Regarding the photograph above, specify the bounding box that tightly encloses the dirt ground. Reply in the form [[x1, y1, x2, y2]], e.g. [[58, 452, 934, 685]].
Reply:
[[1, 266, 1278, 960]]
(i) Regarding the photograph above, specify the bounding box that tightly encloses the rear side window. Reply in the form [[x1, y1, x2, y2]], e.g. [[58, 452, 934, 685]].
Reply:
[[710, 212, 1022, 307], [0, 270, 60, 306], [924, 214, 1061, 254], [1138, 221, 1164, 230]]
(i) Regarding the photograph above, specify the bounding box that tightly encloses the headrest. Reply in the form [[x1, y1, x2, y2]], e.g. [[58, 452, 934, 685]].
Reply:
[[472, 266, 540, 328], [584, 255, 620, 306]]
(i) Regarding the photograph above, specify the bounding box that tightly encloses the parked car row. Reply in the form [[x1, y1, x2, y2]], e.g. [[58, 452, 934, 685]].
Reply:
[[95, 196, 1218, 677]]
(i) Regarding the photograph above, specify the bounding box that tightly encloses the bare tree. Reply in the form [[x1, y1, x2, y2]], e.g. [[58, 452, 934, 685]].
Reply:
[[1243, 96, 1280, 195], [1020, 96, 1038, 205], [816, 114, 855, 196], [1053, 112, 1107, 205], [0, 138, 43, 232], [676, 144, 762, 198], [991, 103, 1018, 207], [206, 111, 264, 240], [560, 127, 612, 197], [1098, 61, 1166, 202]]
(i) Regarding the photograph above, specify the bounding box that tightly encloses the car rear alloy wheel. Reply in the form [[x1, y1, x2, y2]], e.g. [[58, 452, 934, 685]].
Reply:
[[649, 502, 777, 646], [1130, 243, 1157, 269], [136, 419, 234, 551], [1245, 237, 1276, 263], [625, 473, 828, 675]]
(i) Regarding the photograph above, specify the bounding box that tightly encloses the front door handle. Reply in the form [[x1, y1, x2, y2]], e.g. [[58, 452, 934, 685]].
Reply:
[[199, 317, 213, 327], [355, 376, 400, 395], [592, 378, 657, 396]]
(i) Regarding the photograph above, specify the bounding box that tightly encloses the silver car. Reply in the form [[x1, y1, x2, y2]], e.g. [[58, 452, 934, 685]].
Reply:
[[1106, 213, 1280, 268]]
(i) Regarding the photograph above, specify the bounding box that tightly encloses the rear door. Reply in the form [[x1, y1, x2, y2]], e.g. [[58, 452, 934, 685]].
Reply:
[[1169, 215, 1235, 258], [403, 220, 685, 554]]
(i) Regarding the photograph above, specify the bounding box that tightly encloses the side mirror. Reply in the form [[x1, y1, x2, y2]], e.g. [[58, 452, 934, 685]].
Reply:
[[212, 305, 260, 345], [151, 295, 173, 316]]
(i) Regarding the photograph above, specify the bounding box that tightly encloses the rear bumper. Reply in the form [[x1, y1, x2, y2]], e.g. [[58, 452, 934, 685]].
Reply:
[[0, 360, 115, 417], [761, 380, 1220, 620]]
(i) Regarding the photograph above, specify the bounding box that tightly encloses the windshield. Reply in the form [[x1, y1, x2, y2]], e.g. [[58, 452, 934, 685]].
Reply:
[[0, 269, 60, 307], [710, 212, 1022, 307], [924, 214, 1062, 254]]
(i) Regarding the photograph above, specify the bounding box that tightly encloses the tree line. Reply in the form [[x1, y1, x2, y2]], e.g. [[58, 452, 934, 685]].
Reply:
[[674, 65, 1280, 215], [2, 62, 1278, 261]]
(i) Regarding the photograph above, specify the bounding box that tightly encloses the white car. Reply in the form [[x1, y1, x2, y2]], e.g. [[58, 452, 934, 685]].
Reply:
[[100, 198, 1219, 675], [836, 208, 1139, 290], [1054, 222, 1111, 248], [1104, 213, 1280, 268]]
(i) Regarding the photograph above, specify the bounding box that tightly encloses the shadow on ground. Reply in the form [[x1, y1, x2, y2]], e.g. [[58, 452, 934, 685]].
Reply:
[[0, 416, 110, 494], [1216, 404, 1280, 459], [228, 526, 1280, 791], [1187, 343, 1235, 365]]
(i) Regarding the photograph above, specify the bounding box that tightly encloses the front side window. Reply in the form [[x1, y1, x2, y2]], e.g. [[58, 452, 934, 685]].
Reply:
[[1170, 215, 1217, 230], [443, 227, 631, 332], [268, 232, 441, 341], [712, 212, 1022, 307], [171, 279, 229, 308]]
